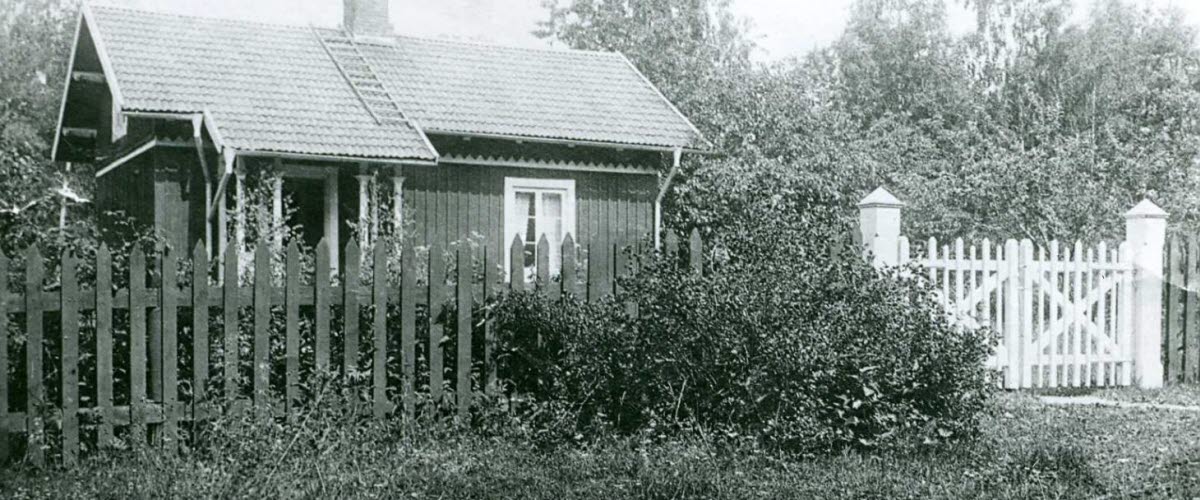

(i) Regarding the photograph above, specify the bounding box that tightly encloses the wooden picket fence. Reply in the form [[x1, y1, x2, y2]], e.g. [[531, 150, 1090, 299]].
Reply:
[[0, 229, 705, 467], [1163, 235, 1200, 383], [909, 237, 1137, 389]]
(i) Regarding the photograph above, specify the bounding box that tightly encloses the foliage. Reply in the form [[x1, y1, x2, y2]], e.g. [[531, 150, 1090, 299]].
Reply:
[[540, 0, 1200, 244], [492, 161, 994, 453], [0, 0, 90, 255]]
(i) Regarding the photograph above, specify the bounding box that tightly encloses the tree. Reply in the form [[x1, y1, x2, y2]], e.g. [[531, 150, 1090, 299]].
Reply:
[[0, 0, 93, 256], [540, 0, 1200, 244]]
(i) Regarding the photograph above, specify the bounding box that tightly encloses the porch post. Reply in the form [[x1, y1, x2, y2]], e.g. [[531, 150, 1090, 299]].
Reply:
[[1125, 199, 1168, 389], [393, 176, 405, 242], [271, 174, 283, 257], [370, 177, 380, 244], [356, 173, 372, 249], [857, 187, 904, 268], [324, 171, 340, 276], [217, 187, 227, 284], [216, 150, 234, 285], [234, 161, 247, 275]]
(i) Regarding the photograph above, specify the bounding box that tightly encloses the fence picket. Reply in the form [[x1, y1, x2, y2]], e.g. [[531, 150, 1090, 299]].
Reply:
[[981, 239, 991, 331], [561, 234, 577, 299], [1085, 246, 1096, 385], [25, 247, 44, 465], [400, 245, 416, 419], [483, 246, 498, 395], [508, 236, 523, 292], [1001, 240, 1018, 388], [129, 247, 147, 446], [191, 242, 209, 417], [942, 244, 952, 310], [61, 251, 79, 466], [160, 249, 178, 449], [1080, 242, 1089, 386], [1048, 240, 1060, 387], [428, 245, 446, 409], [1034, 245, 1045, 387], [927, 237, 937, 290], [222, 244, 238, 401], [149, 253, 162, 412], [0, 251, 7, 462], [536, 235, 550, 297], [995, 241, 1006, 377], [285, 242, 300, 421], [372, 242, 388, 420], [967, 245, 977, 321], [1167, 238, 1184, 382], [954, 239, 965, 306], [456, 248, 472, 419], [1119, 242, 1134, 386], [315, 240, 331, 373], [1019, 240, 1033, 389], [1187, 236, 1200, 384], [253, 245, 270, 413], [1097, 242, 1110, 386], [344, 241, 361, 378], [1110, 243, 1121, 385]]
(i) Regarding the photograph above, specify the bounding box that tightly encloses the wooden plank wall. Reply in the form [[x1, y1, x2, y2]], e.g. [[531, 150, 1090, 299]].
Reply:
[[404, 164, 656, 267], [1164, 236, 1200, 383], [0, 229, 703, 467]]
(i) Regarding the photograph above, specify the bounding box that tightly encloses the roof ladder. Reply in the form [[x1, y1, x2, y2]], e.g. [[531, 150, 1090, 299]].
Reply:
[[312, 27, 409, 127]]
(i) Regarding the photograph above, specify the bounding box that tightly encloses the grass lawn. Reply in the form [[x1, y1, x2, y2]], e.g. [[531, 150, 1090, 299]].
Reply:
[[1, 391, 1198, 499]]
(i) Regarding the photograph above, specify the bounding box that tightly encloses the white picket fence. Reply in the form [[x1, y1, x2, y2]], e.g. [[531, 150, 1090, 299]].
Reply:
[[905, 237, 1135, 388], [858, 187, 1168, 389]]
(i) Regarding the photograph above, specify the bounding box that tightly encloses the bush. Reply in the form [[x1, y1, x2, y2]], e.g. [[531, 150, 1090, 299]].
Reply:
[[492, 159, 996, 453]]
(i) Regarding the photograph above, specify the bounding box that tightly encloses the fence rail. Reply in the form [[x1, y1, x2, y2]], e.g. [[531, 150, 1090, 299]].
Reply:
[[0, 230, 705, 467]]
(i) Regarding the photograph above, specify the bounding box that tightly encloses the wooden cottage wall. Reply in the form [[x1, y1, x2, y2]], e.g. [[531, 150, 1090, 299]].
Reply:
[[402, 163, 656, 259], [96, 155, 155, 240]]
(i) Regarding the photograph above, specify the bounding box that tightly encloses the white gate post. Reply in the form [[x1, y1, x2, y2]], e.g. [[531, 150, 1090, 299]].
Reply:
[[858, 187, 905, 268], [1125, 199, 1168, 389]]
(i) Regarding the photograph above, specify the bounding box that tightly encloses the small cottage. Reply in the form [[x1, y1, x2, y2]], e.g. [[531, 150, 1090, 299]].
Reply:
[[52, 0, 707, 278]]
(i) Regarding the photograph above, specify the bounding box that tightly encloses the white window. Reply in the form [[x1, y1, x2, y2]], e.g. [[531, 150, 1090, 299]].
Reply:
[[504, 177, 576, 280]]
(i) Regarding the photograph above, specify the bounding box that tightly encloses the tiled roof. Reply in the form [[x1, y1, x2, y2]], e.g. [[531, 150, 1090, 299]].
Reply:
[[83, 4, 706, 161], [88, 5, 437, 161], [360, 37, 706, 150]]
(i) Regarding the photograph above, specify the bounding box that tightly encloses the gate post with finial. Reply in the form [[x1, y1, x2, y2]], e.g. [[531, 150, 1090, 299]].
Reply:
[[858, 187, 905, 268], [1125, 199, 1168, 389]]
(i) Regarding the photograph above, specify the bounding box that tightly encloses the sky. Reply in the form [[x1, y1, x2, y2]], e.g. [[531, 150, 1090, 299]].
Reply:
[[106, 0, 1200, 62]]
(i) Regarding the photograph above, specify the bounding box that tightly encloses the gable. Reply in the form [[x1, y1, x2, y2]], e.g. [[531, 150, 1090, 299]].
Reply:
[[57, 4, 437, 163]]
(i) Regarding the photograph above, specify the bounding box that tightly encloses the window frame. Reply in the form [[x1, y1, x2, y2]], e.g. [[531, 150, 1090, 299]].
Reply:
[[503, 177, 577, 280]]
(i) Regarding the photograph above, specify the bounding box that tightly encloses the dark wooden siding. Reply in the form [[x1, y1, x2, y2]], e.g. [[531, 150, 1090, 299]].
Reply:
[[402, 163, 656, 259], [107, 150, 655, 266]]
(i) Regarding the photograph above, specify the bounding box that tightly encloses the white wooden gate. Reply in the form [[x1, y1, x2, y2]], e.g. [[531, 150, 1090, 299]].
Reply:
[[907, 237, 1136, 388]]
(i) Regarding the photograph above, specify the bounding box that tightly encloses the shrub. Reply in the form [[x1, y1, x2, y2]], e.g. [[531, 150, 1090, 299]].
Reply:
[[492, 159, 996, 453]]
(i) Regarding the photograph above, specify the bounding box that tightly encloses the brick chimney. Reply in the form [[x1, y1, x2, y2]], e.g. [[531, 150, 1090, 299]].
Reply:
[[343, 0, 393, 36]]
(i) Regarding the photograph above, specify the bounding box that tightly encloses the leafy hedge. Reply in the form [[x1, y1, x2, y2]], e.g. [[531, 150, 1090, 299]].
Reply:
[[492, 159, 996, 452]]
